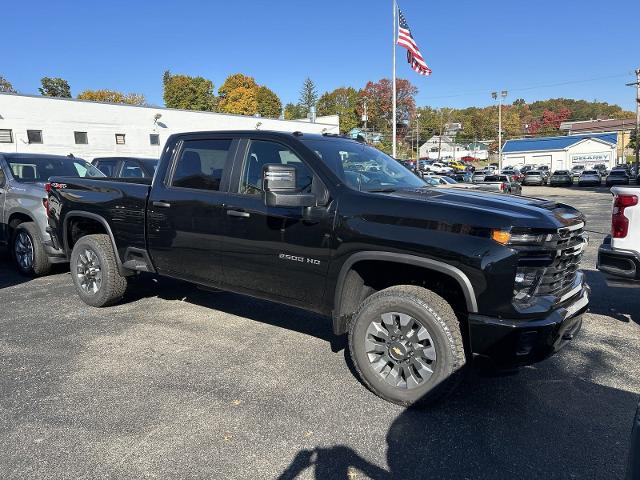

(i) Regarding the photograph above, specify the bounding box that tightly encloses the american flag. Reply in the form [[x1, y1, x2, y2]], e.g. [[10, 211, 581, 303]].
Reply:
[[397, 8, 432, 76]]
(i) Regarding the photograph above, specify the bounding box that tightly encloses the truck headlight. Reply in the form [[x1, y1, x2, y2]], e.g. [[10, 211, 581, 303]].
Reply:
[[491, 229, 550, 246]]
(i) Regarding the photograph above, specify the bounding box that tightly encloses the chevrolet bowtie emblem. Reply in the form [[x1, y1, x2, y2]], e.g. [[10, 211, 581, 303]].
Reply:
[[392, 347, 402, 356]]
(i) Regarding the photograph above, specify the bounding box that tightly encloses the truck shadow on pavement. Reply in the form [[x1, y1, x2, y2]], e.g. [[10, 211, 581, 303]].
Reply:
[[0, 250, 30, 289], [124, 275, 347, 352], [277, 356, 639, 479]]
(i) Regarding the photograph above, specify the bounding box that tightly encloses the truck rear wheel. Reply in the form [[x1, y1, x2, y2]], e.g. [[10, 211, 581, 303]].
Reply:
[[12, 222, 52, 277], [348, 285, 466, 406], [70, 234, 127, 307]]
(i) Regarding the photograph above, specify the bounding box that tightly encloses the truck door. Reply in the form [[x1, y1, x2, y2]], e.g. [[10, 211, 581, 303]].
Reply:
[[147, 137, 238, 284], [220, 139, 332, 306]]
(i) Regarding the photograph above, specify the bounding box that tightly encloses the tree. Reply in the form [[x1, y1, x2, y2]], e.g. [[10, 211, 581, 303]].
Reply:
[[256, 86, 282, 118], [162, 70, 216, 111], [358, 78, 417, 132], [298, 77, 318, 117], [284, 103, 306, 120], [0, 75, 16, 93], [217, 74, 258, 115], [77, 89, 146, 106], [317, 87, 360, 133], [39, 77, 71, 98], [218, 73, 258, 98], [218, 86, 258, 115]]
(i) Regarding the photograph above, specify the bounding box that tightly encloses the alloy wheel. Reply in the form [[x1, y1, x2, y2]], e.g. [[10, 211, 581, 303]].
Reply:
[[364, 312, 437, 389], [14, 231, 34, 272], [76, 248, 103, 295]]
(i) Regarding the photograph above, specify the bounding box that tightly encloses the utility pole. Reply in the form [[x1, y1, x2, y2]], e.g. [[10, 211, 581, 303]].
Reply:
[[416, 112, 421, 161], [362, 100, 368, 142], [626, 69, 640, 176], [492, 90, 508, 170], [437, 109, 444, 160]]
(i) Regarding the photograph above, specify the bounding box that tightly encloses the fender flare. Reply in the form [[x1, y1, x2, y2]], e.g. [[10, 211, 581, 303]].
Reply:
[[63, 211, 127, 275], [333, 251, 478, 331]]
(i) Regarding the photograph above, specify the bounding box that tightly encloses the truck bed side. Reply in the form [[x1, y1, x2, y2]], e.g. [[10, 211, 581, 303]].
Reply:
[[47, 176, 152, 267]]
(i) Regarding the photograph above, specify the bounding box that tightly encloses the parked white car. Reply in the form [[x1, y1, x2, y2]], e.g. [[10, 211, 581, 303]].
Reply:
[[425, 162, 453, 174], [597, 186, 640, 282]]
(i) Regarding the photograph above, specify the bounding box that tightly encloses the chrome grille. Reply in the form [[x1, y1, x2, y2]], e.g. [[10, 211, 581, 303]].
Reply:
[[514, 222, 586, 300]]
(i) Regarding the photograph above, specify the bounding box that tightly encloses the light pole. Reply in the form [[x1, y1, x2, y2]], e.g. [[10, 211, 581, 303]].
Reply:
[[492, 90, 508, 170], [626, 69, 640, 175], [416, 112, 421, 161]]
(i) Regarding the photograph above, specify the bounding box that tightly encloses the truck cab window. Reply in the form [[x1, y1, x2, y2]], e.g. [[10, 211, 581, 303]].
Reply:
[[240, 140, 312, 195], [121, 160, 144, 178], [172, 139, 232, 191], [95, 159, 117, 176]]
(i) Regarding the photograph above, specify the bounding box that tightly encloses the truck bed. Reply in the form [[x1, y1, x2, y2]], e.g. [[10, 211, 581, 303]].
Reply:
[[47, 176, 152, 261]]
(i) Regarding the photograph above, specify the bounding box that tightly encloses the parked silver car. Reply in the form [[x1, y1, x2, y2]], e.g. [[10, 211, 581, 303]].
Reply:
[[522, 171, 546, 186], [0, 153, 104, 275], [578, 169, 601, 187]]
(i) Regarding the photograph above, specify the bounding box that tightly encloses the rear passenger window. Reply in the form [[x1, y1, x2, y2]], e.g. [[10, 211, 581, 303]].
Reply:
[[172, 139, 232, 191], [121, 160, 144, 178], [95, 160, 117, 176]]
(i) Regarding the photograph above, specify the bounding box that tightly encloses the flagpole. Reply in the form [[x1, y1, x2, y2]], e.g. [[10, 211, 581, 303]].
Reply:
[[392, 0, 397, 158]]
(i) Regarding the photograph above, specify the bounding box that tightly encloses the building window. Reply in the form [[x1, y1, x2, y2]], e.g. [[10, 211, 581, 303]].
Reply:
[[27, 130, 43, 144], [115, 133, 126, 145], [74, 131, 88, 144], [0, 129, 13, 143], [150, 134, 160, 145]]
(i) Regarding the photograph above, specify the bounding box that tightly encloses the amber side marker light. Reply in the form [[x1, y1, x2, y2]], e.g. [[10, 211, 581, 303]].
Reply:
[[491, 230, 511, 245]]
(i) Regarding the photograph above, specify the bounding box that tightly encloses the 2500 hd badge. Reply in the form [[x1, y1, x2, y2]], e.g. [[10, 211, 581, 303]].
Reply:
[[279, 253, 321, 265]]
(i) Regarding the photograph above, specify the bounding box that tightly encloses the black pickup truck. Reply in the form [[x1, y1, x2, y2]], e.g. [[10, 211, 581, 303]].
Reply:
[[47, 131, 589, 406]]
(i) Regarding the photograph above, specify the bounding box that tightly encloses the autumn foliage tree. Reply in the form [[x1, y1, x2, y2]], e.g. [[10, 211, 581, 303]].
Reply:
[[358, 78, 417, 132], [317, 87, 359, 133], [77, 89, 145, 106], [163, 70, 216, 111], [217, 73, 282, 117]]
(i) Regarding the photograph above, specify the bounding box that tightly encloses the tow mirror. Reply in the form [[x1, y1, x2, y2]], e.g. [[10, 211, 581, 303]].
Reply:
[[263, 164, 316, 208]]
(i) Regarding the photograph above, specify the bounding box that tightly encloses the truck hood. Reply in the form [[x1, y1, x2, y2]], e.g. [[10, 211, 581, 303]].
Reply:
[[375, 187, 584, 230]]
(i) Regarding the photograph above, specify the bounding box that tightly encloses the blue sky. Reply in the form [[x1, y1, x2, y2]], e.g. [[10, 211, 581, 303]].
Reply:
[[3, 0, 639, 112]]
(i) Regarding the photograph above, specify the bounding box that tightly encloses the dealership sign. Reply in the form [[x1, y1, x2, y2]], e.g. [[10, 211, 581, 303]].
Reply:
[[571, 152, 611, 164]]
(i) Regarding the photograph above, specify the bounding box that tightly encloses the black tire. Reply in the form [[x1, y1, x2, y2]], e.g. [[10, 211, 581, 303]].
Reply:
[[348, 285, 466, 407], [11, 222, 52, 276], [70, 234, 127, 307]]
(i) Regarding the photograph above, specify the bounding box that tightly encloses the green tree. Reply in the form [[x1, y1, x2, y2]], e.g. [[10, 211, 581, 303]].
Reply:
[[256, 86, 282, 118], [77, 89, 145, 105], [317, 87, 360, 133], [298, 77, 318, 117], [0, 75, 16, 93], [284, 103, 306, 120], [39, 77, 71, 98], [162, 70, 216, 111]]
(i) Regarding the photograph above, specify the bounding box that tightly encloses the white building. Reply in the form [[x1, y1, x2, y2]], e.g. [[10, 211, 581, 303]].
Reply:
[[0, 93, 340, 161], [502, 133, 618, 171], [419, 135, 489, 160]]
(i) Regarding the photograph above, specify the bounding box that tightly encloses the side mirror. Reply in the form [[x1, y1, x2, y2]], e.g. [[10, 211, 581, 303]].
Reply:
[[263, 164, 316, 208]]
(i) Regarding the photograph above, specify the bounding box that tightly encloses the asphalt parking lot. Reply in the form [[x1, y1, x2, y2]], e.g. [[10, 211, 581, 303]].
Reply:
[[1, 185, 638, 479]]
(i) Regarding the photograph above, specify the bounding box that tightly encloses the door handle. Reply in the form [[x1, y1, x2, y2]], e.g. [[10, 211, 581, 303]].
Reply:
[[227, 209, 250, 218], [153, 201, 171, 208]]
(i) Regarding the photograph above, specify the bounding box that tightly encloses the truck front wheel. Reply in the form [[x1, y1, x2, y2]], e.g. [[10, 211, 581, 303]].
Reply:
[[70, 234, 127, 307], [12, 222, 52, 277], [348, 285, 466, 406]]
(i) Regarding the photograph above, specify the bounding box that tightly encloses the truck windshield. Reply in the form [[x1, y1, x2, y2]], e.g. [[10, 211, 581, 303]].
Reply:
[[7, 157, 105, 183], [301, 138, 426, 192]]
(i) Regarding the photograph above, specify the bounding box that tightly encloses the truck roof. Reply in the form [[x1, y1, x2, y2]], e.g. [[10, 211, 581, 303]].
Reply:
[[0, 152, 84, 161], [170, 130, 361, 143]]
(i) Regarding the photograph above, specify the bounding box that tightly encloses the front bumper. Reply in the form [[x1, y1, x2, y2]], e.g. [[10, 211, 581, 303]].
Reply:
[[468, 284, 589, 367], [597, 237, 640, 281]]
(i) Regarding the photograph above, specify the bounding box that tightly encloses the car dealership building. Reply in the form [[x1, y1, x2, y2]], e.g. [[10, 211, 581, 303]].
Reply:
[[502, 133, 618, 171], [0, 93, 340, 161]]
